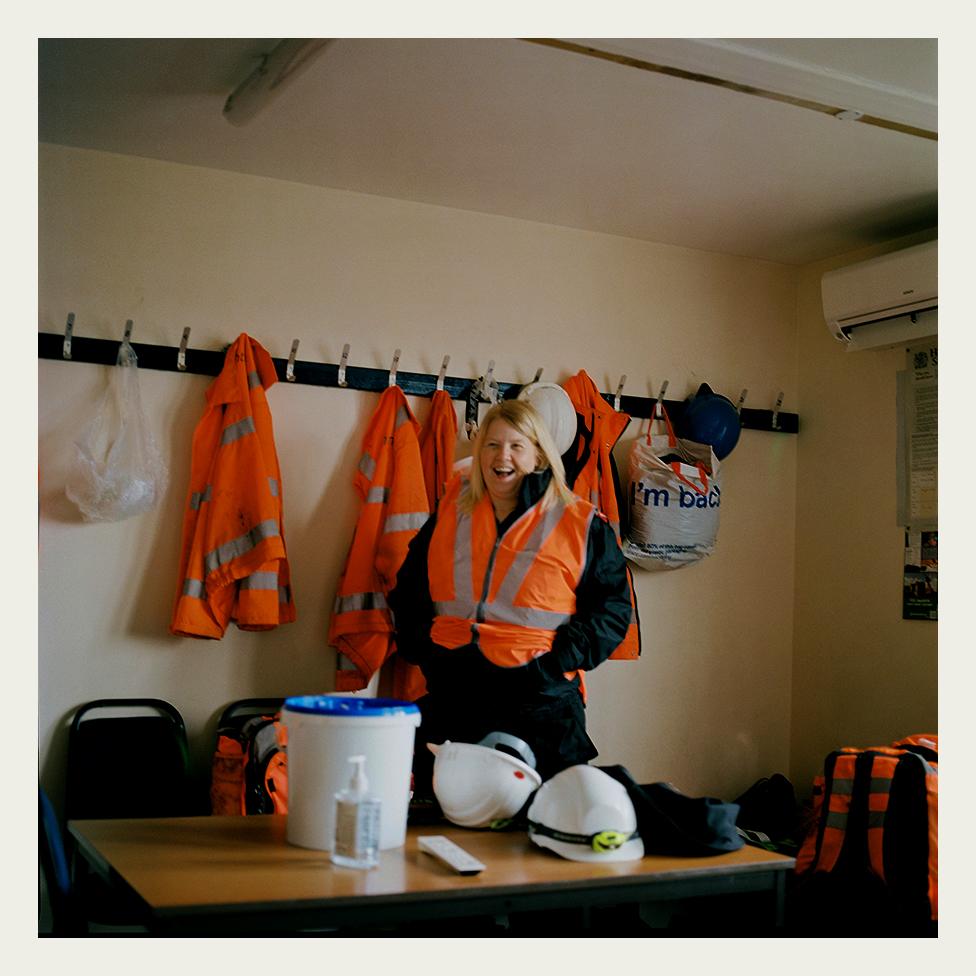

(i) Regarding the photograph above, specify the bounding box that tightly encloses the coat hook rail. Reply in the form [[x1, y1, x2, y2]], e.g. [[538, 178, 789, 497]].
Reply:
[[36, 330, 799, 434]]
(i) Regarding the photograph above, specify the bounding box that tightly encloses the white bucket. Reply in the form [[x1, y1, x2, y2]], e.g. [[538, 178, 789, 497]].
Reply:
[[282, 696, 421, 851]]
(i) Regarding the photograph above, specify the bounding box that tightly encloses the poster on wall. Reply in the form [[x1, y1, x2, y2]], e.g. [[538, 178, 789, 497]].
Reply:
[[897, 341, 937, 621], [903, 528, 937, 620], [904, 342, 938, 527]]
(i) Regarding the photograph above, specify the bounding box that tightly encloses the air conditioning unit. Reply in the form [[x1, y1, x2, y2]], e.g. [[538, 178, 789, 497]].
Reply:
[[821, 239, 937, 351]]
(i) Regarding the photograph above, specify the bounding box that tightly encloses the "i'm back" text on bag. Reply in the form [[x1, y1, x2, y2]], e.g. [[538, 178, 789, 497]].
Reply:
[[622, 406, 721, 571]]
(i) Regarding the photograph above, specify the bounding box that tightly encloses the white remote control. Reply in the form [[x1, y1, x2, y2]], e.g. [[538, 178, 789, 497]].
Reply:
[[418, 835, 486, 875]]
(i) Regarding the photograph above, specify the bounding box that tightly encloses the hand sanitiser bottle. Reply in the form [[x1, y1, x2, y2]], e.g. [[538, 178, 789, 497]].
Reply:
[[332, 755, 381, 869]]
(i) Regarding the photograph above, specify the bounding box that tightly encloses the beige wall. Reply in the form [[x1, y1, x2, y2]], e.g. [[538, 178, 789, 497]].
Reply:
[[38, 144, 800, 810], [789, 232, 938, 793]]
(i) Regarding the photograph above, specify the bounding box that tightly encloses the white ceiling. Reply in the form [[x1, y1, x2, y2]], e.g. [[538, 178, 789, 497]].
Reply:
[[37, 37, 938, 266]]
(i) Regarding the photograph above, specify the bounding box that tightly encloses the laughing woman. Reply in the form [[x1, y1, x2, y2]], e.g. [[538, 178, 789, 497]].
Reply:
[[388, 398, 632, 795]]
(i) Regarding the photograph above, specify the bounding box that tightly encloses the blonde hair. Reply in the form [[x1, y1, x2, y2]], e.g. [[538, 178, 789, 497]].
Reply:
[[460, 399, 576, 513]]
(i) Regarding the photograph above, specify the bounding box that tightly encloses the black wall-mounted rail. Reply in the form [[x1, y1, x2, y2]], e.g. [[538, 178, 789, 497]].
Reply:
[[37, 331, 799, 434]]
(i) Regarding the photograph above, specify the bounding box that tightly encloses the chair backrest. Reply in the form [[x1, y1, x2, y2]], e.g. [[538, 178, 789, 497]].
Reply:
[[215, 698, 286, 729], [65, 698, 195, 820]]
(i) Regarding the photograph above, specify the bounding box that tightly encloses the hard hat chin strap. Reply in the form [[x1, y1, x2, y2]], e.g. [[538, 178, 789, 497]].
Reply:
[[528, 819, 639, 852]]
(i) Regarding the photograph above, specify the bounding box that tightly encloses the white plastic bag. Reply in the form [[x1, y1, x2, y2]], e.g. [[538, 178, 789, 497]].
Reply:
[[65, 341, 168, 522], [621, 407, 721, 571]]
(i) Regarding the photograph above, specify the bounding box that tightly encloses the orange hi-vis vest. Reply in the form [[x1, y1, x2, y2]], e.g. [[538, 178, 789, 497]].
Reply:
[[562, 370, 641, 661], [796, 735, 938, 921], [329, 386, 430, 698], [170, 334, 295, 638], [419, 389, 459, 511], [428, 475, 596, 689]]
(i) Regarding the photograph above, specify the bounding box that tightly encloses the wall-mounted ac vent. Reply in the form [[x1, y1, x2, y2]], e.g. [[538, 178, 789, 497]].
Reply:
[[822, 239, 937, 351]]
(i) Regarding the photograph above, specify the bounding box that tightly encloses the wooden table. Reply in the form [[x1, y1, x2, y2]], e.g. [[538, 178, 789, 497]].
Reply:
[[69, 815, 795, 935]]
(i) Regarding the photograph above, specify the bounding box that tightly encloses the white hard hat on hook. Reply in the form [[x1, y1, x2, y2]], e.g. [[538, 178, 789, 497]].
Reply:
[[517, 381, 578, 456]]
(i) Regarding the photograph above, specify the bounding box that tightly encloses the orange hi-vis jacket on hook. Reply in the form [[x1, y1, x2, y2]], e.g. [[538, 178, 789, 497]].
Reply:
[[562, 369, 641, 661], [419, 389, 459, 512], [329, 386, 430, 699], [170, 334, 296, 638]]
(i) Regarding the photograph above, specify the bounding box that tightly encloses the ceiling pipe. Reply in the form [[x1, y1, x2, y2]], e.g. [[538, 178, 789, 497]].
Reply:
[[223, 39, 333, 126]]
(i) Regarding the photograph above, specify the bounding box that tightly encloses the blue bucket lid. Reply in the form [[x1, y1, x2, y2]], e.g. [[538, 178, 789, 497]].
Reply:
[[283, 695, 420, 717]]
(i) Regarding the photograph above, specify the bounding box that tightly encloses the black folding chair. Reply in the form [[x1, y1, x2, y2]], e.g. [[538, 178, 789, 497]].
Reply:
[[65, 698, 197, 821]]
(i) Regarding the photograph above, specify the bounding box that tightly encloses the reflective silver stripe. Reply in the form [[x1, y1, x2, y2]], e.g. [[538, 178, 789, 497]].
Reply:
[[830, 778, 855, 796], [481, 603, 571, 630], [395, 406, 410, 429], [204, 519, 280, 575], [867, 811, 886, 828], [334, 591, 389, 613], [268, 477, 279, 498], [434, 599, 479, 619], [577, 505, 597, 586], [825, 812, 848, 829], [869, 778, 893, 793], [240, 571, 279, 591], [358, 453, 376, 480], [247, 370, 261, 389], [367, 487, 389, 504], [493, 502, 567, 608], [454, 508, 474, 603], [384, 511, 428, 533], [190, 485, 212, 510], [444, 500, 577, 636], [182, 578, 205, 598], [221, 415, 256, 445]]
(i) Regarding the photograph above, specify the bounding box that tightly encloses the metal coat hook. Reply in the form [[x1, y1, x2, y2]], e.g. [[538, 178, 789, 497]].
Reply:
[[771, 391, 784, 431], [388, 348, 401, 387], [122, 319, 134, 345], [655, 380, 669, 419], [466, 360, 499, 439], [736, 388, 748, 415], [63, 312, 74, 360], [177, 327, 191, 371], [532, 367, 544, 384], [286, 339, 300, 382], [484, 360, 496, 399], [436, 354, 451, 392], [614, 375, 627, 412], [337, 343, 350, 387], [471, 359, 499, 404]]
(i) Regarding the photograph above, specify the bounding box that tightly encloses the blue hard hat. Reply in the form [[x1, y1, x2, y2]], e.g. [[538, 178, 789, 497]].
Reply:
[[677, 383, 740, 460]]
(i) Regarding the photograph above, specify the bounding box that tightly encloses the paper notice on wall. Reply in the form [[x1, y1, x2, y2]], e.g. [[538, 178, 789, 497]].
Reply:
[[903, 528, 937, 621], [896, 342, 938, 529]]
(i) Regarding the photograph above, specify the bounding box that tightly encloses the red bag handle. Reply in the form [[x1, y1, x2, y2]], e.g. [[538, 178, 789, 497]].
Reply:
[[647, 404, 709, 494], [646, 403, 677, 447]]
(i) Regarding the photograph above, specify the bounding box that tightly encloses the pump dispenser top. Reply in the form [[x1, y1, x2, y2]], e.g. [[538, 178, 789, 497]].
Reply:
[[346, 755, 368, 799]]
